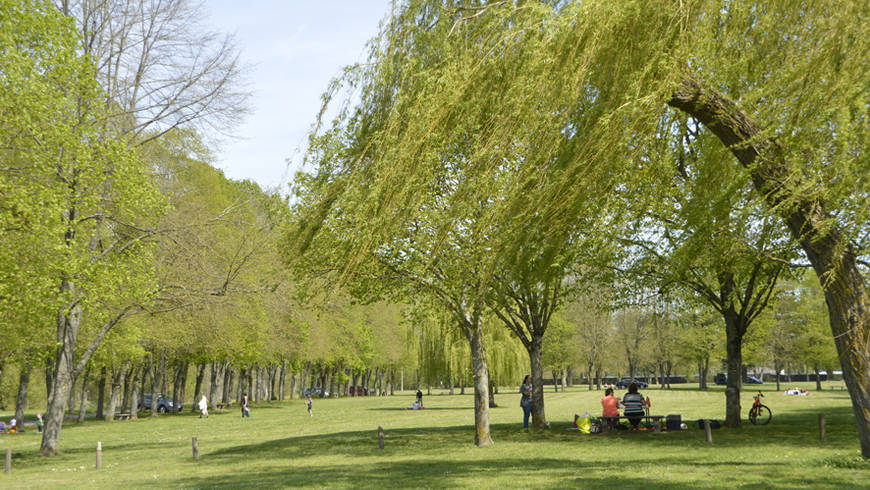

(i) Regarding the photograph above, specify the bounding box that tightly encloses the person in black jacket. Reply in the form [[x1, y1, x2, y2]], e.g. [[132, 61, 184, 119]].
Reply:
[[416, 389, 423, 407]]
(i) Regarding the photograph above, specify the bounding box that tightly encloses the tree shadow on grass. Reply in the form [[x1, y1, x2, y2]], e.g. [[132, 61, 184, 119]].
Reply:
[[366, 407, 470, 411], [171, 454, 796, 489]]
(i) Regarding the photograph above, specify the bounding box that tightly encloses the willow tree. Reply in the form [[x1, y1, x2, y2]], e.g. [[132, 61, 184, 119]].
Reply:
[[298, 0, 869, 455], [620, 114, 796, 425]]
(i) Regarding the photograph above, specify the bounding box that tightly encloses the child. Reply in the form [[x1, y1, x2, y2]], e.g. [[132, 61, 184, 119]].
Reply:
[[37, 413, 43, 433], [307, 396, 313, 416], [241, 392, 250, 418]]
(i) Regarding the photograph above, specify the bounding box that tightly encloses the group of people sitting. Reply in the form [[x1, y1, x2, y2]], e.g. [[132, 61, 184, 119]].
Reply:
[[784, 387, 809, 396], [601, 382, 651, 430], [406, 389, 425, 410]]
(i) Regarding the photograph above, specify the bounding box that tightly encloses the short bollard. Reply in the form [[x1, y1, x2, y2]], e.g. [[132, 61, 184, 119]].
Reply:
[[819, 413, 826, 442], [5, 448, 10, 474], [377, 426, 384, 450], [192, 437, 198, 460], [704, 420, 713, 445], [96, 441, 102, 469]]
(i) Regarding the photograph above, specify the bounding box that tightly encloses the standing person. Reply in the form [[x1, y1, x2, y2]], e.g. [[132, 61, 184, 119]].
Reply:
[[416, 389, 423, 407], [622, 382, 646, 430], [198, 392, 209, 419], [520, 375, 533, 429], [306, 396, 313, 416], [241, 392, 250, 418]]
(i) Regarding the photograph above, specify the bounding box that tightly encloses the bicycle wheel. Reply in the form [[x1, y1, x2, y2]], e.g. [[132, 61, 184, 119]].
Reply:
[[748, 404, 771, 425]]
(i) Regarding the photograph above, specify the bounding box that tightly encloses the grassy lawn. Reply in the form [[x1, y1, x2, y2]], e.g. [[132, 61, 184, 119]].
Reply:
[[1, 382, 868, 488]]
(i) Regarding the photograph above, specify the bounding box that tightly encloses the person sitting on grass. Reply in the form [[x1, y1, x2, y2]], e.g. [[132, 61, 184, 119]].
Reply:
[[622, 382, 646, 430]]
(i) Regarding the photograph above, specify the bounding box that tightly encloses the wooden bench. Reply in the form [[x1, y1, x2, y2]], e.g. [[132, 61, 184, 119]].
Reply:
[[601, 415, 666, 433], [215, 401, 233, 410], [116, 412, 132, 420]]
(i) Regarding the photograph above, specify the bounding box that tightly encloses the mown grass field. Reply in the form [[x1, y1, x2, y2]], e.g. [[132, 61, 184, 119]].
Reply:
[[1, 382, 868, 488]]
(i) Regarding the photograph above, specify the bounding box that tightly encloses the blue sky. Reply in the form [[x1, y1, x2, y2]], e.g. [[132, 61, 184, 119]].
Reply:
[[207, 1, 392, 192]]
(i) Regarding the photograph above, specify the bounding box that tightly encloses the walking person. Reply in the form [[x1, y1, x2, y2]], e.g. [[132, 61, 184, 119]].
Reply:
[[520, 375, 533, 429], [241, 392, 250, 418], [198, 392, 209, 418], [307, 396, 313, 416]]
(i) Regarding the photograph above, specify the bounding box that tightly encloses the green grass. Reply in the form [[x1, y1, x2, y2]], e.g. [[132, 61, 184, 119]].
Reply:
[[1, 382, 868, 488]]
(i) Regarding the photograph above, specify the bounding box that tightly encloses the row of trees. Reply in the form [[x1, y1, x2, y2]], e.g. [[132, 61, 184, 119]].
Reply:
[[2, 0, 864, 459]]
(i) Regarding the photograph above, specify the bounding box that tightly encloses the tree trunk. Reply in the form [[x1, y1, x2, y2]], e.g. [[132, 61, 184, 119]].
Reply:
[[670, 77, 870, 457], [223, 368, 233, 404], [44, 357, 54, 405], [814, 365, 823, 392], [247, 366, 254, 401], [666, 361, 672, 389], [121, 365, 133, 413], [126, 365, 139, 417], [724, 311, 745, 428], [149, 356, 159, 416], [106, 365, 126, 421], [289, 372, 298, 400], [774, 360, 781, 391], [595, 368, 602, 390], [279, 360, 286, 401], [699, 358, 709, 390], [40, 295, 83, 457], [351, 371, 359, 397], [191, 363, 205, 412], [158, 352, 167, 402], [172, 361, 185, 413], [465, 323, 493, 446], [96, 367, 107, 419], [551, 370, 559, 393], [14, 361, 30, 423], [76, 366, 90, 423], [527, 339, 548, 428]]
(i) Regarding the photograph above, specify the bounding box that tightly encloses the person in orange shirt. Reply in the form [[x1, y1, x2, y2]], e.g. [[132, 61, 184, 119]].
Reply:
[[601, 388, 620, 428]]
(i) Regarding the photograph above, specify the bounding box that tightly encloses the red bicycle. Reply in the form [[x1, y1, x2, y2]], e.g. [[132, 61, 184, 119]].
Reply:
[[748, 391, 771, 425]]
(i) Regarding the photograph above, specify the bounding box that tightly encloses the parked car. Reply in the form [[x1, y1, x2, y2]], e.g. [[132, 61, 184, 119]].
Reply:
[[615, 377, 648, 389], [138, 393, 181, 413], [304, 388, 330, 398], [714, 373, 727, 385], [744, 376, 764, 384]]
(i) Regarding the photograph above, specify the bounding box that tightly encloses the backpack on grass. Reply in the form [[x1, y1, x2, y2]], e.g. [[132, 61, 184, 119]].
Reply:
[[697, 419, 721, 430]]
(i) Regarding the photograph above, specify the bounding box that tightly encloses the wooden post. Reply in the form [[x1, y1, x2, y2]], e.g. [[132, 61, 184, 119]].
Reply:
[[377, 426, 384, 450], [96, 441, 102, 469], [819, 413, 826, 442], [192, 437, 199, 460], [5, 448, 10, 474], [654, 420, 661, 433], [704, 420, 713, 445]]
